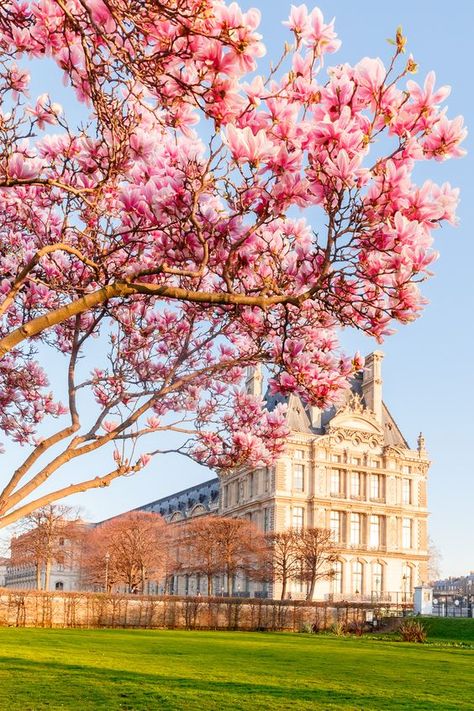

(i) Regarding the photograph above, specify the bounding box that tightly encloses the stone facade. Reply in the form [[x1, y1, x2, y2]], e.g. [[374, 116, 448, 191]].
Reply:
[[150, 352, 429, 600], [4, 524, 88, 592], [219, 351, 429, 600]]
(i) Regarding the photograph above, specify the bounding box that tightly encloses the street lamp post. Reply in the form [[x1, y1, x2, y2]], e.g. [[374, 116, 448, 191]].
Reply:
[[105, 552, 110, 593]]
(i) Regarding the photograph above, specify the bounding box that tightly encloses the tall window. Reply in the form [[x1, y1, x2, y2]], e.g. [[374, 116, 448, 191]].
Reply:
[[292, 507, 304, 530], [330, 511, 342, 542], [351, 472, 361, 497], [370, 474, 381, 499], [372, 563, 383, 595], [402, 564, 413, 594], [330, 470, 341, 495], [402, 518, 413, 548], [223, 484, 229, 508], [350, 513, 361, 545], [402, 478, 412, 505], [293, 463, 304, 492], [352, 561, 363, 594], [294, 449, 304, 460], [369, 515, 380, 547], [264, 469, 270, 492], [248, 472, 254, 498], [263, 507, 270, 532], [332, 561, 343, 594], [236, 480, 244, 504]]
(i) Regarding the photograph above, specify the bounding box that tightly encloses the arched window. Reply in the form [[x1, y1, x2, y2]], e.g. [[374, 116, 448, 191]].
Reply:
[[332, 561, 343, 594], [352, 561, 363, 594], [55, 581, 64, 591], [402, 564, 413, 595], [372, 563, 383, 595]]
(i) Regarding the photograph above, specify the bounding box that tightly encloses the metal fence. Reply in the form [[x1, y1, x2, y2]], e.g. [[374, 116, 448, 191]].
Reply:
[[432, 593, 474, 617]]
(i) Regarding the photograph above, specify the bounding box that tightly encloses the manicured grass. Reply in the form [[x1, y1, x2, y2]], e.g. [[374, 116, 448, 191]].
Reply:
[[421, 616, 474, 643], [0, 626, 472, 710]]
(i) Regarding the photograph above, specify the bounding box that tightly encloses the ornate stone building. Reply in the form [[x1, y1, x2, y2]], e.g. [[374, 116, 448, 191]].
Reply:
[[138, 351, 430, 601]]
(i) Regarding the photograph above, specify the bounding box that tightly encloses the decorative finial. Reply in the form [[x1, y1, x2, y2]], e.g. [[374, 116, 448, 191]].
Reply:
[[417, 432, 426, 453]]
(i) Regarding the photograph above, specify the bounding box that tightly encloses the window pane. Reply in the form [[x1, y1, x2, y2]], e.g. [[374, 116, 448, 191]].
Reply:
[[293, 463, 304, 492], [333, 561, 343, 594], [330, 470, 340, 495], [330, 511, 341, 542], [350, 513, 360, 544], [263, 508, 270, 532], [402, 565, 413, 593], [402, 478, 411, 505], [370, 475, 380, 499], [351, 473, 360, 496], [372, 563, 383, 594], [402, 518, 412, 548], [369, 515, 380, 547], [352, 562, 363, 593], [292, 507, 304, 530]]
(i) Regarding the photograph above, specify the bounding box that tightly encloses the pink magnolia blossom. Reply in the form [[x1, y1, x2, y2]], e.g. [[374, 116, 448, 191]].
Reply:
[[223, 125, 276, 165]]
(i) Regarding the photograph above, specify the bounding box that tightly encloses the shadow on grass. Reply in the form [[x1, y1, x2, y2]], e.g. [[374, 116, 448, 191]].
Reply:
[[0, 655, 466, 711]]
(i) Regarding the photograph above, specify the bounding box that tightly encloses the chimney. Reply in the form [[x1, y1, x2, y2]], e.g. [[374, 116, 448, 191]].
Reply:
[[362, 351, 384, 424], [245, 364, 263, 398], [309, 406, 321, 429]]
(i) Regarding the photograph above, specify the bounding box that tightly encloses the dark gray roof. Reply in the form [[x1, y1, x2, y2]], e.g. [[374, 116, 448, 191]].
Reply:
[[266, 371, 409, 448], [137, 477, 219, 520]]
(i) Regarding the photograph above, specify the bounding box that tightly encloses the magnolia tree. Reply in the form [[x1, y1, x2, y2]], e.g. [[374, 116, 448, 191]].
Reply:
[[0, 1, 466, 526]]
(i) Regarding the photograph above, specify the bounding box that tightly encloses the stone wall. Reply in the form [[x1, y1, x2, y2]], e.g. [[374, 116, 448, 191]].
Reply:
[[0, 588, 410, 631]]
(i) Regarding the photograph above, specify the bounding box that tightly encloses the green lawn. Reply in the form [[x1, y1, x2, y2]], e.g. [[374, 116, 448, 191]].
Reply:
[[422, 616, 474, 643], [0, 624, 472, 710]]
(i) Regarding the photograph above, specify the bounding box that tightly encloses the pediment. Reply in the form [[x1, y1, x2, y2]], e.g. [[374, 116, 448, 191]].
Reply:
[[328, 412, 383, 436]]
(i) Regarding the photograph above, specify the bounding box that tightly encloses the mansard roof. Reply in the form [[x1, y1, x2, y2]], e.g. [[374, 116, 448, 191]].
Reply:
[[137, 477, 219, 520], [266, 372, 409, 449]]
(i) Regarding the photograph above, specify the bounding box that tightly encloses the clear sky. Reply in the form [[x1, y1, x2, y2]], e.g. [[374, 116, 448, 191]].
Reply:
[[4, 1, 473, 577]]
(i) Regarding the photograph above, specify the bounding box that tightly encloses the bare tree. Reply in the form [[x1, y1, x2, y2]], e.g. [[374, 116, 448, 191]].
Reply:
[[177, 518, 221, 596], [295, 528, 338, 601], [427, 536, 442, 583], [178, 516, 266, 595], [10, 505, 82, 590], [81, 511, 168, 593], [264, 530, 301, 600]]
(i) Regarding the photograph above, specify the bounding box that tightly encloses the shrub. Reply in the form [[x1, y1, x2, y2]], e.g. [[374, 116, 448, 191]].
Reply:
[[347, 618, 366, 637], [331, 621, 347, 637], [399, 619, 427, 643]]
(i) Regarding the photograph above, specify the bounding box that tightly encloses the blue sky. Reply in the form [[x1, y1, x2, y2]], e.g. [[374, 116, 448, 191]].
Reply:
[[4, 2, 473, 576]]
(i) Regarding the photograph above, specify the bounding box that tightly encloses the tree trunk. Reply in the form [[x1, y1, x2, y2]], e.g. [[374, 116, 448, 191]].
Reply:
[[45, 558, 51, 591], [281, 577, 287, 600], [207, 574, 212, 596], [307, 575, 316, 601]]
